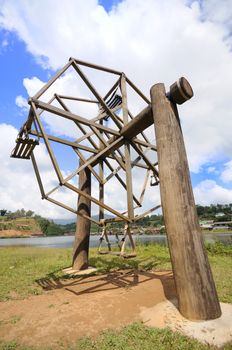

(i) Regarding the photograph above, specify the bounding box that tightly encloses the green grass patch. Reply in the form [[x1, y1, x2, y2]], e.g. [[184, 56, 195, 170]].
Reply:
[[0, 243, 231, 303]]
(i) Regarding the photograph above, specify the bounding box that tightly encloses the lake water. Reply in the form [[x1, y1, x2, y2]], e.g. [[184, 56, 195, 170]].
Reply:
[[0, 233, 231, 248]]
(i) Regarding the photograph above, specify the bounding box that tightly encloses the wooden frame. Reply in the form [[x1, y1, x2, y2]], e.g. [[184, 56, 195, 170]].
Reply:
[[12, 58, 160, 256]]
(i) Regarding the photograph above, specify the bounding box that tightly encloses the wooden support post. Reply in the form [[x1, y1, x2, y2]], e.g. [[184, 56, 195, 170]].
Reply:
[[99, 120, 104, 223], [72, 160, 91, 270], [121, 74, 134, 220], [150, 78, 221, 320]]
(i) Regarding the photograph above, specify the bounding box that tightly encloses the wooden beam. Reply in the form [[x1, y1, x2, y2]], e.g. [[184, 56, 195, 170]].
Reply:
[[31, 102, 63, 183], [150, 80, 221, 320], [99, 119, 104, 222], [31, 99, 121, 136], [71, 61, 122, 129], [103, 159, 141, 207], [64, 182, 131, 222], [61, 136, 124, 184], [120, 105, 153, 139], [46, 196, 99, 225], [71, 57, 122, 75], [31, 152, 46, 198], [59, 95, 98, 103], [74, 148, 102, 184], [125, 76, 150, 104], [121, 74, 134, 220], [29, 130, 98, 154], [130, 141, 159, 178], [33, 59, 73, 100], [134, 205, 161, 221]]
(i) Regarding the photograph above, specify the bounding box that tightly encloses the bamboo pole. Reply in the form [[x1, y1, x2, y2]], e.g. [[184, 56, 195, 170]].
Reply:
[[72, 160, 92, 270], [150, 79, 221, 320]]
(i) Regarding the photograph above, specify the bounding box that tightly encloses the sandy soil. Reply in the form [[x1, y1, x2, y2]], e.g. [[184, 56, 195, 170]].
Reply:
[[0, 229, 33, 237], [0, 270, 176, 348]]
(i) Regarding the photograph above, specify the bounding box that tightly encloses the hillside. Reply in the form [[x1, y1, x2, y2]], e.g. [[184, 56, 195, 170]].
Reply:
[[0, 217, 43, 238]]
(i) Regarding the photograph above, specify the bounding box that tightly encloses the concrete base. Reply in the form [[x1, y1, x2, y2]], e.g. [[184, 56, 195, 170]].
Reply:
[[140, 300, 232, 347], [63, 266, 97, 276]]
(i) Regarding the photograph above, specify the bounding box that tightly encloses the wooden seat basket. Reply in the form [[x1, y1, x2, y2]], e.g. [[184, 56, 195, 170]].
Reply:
[[11, 137, 39, 160]]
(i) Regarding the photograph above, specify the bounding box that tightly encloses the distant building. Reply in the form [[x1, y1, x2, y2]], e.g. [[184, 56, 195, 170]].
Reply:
[[215, 212, 225, 218], [212, 221, 232, 230]]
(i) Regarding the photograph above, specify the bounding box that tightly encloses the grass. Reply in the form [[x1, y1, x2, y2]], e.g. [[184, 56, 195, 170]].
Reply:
[[0, 243, 232, 350], [0, 243, 231, 302], [0, 322, 232, 350]]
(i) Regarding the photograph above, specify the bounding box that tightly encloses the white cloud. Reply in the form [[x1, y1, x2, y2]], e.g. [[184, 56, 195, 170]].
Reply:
[[15, 95, 29, 114], [1, 0, 232, 212], [220, 160, 232, 183], [0, 0, 231, 172], [0, 123, 78, 219], [194, 179, 232, 205]]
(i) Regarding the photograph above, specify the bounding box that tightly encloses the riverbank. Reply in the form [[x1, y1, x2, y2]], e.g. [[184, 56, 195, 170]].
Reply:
[[0, 243, 231, 350]]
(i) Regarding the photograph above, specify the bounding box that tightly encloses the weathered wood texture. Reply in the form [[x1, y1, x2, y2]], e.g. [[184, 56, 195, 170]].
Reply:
[[150, 83, 221, 320], [72, 160, 91, 270]]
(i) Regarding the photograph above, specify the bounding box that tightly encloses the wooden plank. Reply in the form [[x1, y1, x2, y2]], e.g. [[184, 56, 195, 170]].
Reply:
[[150, 82, 221, 320], [72, 160, 91, 270]]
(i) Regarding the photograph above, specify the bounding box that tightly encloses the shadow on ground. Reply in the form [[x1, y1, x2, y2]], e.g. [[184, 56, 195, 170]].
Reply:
[[36, 268, 176, 302]]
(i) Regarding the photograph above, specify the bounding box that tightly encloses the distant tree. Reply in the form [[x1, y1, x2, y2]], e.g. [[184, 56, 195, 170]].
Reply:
[[26, 210, 34, 217], [0, 209, 7, 216]]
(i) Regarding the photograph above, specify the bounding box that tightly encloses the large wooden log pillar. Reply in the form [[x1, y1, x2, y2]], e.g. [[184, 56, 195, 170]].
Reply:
[[150, 79, 221, 320], [72, 160, 91, 270]]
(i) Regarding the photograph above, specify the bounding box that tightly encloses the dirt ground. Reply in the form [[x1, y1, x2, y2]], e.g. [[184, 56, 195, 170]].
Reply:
[[0, 229, 33, 237], [0, 270, 176, 348]]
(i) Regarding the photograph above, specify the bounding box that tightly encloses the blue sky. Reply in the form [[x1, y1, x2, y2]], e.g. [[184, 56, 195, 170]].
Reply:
[[0, 0, 232, 218]]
